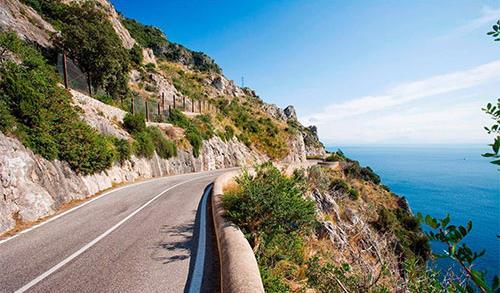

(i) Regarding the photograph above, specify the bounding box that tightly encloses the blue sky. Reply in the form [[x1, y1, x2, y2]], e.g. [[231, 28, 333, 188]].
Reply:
[[111, 0, 500, 145]]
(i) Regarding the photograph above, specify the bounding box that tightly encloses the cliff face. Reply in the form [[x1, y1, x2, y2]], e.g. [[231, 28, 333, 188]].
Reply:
[[0, 130, 266, 233]]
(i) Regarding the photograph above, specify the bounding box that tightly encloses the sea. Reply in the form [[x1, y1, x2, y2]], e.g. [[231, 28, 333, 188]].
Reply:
[[327, 145, 499, 278]]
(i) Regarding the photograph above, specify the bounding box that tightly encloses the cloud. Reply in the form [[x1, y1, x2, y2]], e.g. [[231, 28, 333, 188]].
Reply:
[[302, 60, 500, 125], [301, 60, 500, 145], [454, 6, 500, 35]]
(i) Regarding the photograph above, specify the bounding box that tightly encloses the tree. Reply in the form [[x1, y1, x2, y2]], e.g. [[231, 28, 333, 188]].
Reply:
[[54, 2, 130, 97]]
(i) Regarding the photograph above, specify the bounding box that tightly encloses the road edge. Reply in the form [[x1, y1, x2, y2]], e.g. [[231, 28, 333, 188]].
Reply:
[[211, 170, 265, 293]]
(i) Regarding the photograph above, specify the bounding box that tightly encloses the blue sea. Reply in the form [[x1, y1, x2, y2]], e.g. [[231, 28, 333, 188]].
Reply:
[[327, 145, 499, 277]]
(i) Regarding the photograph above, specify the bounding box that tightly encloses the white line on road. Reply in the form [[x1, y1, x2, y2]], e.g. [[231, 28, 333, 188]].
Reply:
[[187, 184, 212, 293], [15, 174, 214, 293], [0, 169, 231, 246]]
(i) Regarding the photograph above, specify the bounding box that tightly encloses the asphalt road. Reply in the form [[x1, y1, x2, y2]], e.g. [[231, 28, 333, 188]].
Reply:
[[0, 169, 231, 293]]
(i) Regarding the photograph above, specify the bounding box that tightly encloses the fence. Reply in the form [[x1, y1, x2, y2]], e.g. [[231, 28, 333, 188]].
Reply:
[[56, 53, 93, 96], [57, 53, 218, 122], [131, 93, 218, 122]]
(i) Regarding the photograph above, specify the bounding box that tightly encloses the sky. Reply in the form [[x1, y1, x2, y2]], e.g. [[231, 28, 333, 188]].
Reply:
[[111, 0, 500, 146]]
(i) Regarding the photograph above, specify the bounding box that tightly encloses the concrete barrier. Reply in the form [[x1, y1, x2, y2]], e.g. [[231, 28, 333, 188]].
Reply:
[[211, 170, 265, 293], [211, 161, 319, 292]]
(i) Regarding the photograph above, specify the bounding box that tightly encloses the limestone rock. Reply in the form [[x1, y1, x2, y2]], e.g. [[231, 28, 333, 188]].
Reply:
[[284, 105, 297, 120], [0, 0, 56, 47]]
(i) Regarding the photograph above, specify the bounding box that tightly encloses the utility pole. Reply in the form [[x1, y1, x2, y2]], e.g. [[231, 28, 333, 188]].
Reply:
[[241, 76, 244, 88], [145, 100, 149, 122]]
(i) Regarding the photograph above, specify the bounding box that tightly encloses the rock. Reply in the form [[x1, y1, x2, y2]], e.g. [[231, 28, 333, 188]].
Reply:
[[284, 105, 297, 120], [261, 103, 287, 121], [0, 0, 56, 47], [71, 90, 130, 139], [142, 48, 156, 65]]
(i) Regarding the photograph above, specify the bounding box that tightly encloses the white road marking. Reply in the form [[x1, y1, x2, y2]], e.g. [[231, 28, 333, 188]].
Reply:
[[14, 174, 214, 293], [0, 169, 230, 246], [187, 184, 212, 293]]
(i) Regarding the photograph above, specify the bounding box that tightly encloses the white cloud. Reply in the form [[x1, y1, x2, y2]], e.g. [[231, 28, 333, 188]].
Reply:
[[454, 6, 500, 35], [302, 60, 500, 124], [301, 61, 500, 145]]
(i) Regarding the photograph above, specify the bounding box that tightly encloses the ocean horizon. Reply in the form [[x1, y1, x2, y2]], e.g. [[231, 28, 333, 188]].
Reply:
[[327, 144, 499, 277]]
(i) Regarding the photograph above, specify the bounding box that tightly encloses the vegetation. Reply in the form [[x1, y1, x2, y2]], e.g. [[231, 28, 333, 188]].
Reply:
[[21, 0, 131, 97], [166, 109, 214, 157], [418, 214, 499, 292], [122, 113, 176, 159], [216, 98, 289, 160], [0, 31, 122, 174], [482, 98, 500, 165], [223, 163, 316, 291], [325, 149, 346, 162], [159, 62, 208, 101], [120, 16, 167, 50], [487, 20, 500, 41]]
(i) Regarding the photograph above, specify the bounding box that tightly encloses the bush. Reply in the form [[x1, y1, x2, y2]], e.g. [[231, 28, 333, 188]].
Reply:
[[113, 138, 131, 164], [129, 44, 143, 66], [146, 126, 177, 159], [167, 108, 204, 157], [325, 150, 346, 162], [56, 123, 117, 174], [223, 163, 316, 252], [348, 188, 359, 200], [0, 31, 118, 174], [133, 131, 155, 158], [224, 125, 235, 140], [123, 113, 146, 133]]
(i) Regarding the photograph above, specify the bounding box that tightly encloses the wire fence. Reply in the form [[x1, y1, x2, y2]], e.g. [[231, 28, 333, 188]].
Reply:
[[56, 53, 93, 95], [56, 53, 218, 122]]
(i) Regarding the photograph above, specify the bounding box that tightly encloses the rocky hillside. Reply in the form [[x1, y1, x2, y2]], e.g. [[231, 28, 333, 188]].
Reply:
[[0, 0, 325, 235]]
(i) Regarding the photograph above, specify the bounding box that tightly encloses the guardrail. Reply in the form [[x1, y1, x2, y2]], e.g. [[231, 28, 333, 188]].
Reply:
[[211, 170, 265, 293]]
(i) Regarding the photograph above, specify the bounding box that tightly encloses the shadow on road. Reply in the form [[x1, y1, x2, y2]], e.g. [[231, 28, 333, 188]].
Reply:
[[154, 222, 195, 264]]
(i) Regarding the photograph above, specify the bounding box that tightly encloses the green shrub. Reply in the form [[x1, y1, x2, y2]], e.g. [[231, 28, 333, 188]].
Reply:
[[123, 113, 146, 133], [56, 123, 117, 174], [325, 150, 346, 162], [146, 126, 177, 159], [112, 138, 131, 164], [330, 178, 350, 193], [167, 108, 204, 157], [0, 99, 15, 132], [348, 188, 359, 200], [129, 44, 143, 66], [133, 131, 155, 158], [223, 163, 316, 252], [120, 16, 167, 50], [345, 161, 381, 184], [224, 125, 234, 140]]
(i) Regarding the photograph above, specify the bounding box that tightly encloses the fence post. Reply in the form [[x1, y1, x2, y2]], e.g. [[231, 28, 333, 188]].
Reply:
[[162, 93, 165, 111], [199, 100, 201, 113], [145, 100, 149, 122], [183, 96, 186, 110], [168, 104, 171, 118], [192, 98, 194, 112], [173, 95, 176, 109], [131, 95, 135, 114], [157, 102, 161, 117], [87, 72, 92, 96], [62, 52, 69, 89]]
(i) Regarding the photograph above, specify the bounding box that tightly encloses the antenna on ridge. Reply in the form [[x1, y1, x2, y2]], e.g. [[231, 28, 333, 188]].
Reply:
[[241, 76, 245, 88]]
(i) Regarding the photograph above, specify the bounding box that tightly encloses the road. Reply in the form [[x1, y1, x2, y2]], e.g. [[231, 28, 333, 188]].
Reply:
[[0, 169, 231, 293]]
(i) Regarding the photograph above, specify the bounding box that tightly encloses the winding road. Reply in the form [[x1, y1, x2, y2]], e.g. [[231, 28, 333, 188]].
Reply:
[[0, 169, 232, 293]]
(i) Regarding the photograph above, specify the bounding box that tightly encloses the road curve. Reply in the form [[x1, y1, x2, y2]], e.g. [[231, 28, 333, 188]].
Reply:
[[0, 169, 231, 293]]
